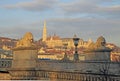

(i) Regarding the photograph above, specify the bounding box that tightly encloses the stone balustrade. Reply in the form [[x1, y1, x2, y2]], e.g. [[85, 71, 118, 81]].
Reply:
[[0, 59, 12, 68], [0, 59, 120, 80], [37, 59, 120, 75], [36, 70, 120, 81]]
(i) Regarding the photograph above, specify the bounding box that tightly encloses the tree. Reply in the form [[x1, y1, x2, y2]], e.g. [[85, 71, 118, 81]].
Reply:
[[98, 62, 111, 81]]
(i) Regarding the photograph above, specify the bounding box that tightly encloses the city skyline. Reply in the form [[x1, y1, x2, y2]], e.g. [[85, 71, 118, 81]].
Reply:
[[0, 0, 120, 46]]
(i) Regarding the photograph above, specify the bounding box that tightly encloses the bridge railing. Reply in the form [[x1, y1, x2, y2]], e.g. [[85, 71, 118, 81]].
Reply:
[[36, 70, 120, 81], [0, 59, 12, 68]]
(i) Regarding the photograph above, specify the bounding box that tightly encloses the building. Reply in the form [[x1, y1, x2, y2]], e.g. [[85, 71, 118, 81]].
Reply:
[[41, 21, 93, 49], [0, 37, 17, 50]]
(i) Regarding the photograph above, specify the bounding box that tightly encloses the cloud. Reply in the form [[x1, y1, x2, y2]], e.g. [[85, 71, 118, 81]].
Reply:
[[0, 26, 41, 40], [60, 0, 97, 13], [2, 0, 58, 11], [46, 17, 120, 38], [2, 0, 120, 18], [60, 0, 120, 18], [100, 5, 120, 14]]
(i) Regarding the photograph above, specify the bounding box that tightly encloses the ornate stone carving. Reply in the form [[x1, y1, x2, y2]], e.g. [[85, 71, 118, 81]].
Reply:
[[16, 32, 34, 48], [87, 36, 110, 51], [95, 36, 106, 48], [88, 42, 95, 50]]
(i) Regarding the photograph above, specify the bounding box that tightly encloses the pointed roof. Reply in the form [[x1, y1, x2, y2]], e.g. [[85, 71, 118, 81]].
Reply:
[[44, 20, 46, 28]]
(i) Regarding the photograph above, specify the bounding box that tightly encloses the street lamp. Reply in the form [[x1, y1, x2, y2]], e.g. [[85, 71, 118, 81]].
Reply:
[[73, 34, 79, 61]]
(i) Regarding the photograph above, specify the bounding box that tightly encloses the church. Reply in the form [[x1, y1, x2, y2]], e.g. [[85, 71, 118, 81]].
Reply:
[[41, 21, 93, 49]]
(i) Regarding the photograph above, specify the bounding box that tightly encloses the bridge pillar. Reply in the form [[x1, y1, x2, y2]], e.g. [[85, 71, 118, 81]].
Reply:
[[8, 47, 38, 80]]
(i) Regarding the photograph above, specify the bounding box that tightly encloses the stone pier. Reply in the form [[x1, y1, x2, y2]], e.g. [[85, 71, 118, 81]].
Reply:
[[8, 32, 38, 80], [9, 47, 38, 80]]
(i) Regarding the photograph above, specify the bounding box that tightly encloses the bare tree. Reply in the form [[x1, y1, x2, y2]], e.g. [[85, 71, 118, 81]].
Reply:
[[98, 62, 111, 81]]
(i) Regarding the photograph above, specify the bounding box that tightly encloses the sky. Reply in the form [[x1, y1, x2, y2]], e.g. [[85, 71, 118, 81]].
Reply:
[[0, 0, 120, 46]]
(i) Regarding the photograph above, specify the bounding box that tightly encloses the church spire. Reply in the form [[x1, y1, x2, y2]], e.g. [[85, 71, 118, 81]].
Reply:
[[42, 20, 47, 41], [44, 20, 46, 29]]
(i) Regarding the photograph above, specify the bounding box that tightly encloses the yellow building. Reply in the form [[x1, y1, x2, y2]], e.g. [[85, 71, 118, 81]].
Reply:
[[42, 21, 93, 48], [45, 35, 63, 48]]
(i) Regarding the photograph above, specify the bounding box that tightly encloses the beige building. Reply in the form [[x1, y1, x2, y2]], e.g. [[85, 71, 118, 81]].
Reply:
[[42, 21, 93, 48]]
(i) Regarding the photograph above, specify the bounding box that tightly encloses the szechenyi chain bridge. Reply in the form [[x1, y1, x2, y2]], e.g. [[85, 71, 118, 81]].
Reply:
[[0, 32, 120, 81]]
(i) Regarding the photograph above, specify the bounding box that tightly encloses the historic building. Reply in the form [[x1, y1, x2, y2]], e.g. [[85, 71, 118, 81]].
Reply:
[[0, 37, 17, 50], [41, 21, 93, 48]]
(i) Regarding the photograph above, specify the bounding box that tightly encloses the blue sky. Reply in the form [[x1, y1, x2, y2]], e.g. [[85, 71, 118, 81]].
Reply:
[[0, 0, 120, 46]]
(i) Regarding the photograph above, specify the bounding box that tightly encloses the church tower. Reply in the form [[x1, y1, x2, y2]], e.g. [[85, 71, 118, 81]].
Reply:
[[42, 20, 47, 41]]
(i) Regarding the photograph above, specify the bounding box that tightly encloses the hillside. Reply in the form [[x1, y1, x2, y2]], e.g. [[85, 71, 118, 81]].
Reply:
[[0, 37, 17, 50]]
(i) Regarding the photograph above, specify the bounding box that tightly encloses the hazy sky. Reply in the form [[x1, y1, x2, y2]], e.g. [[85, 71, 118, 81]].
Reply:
[[0, 0, 120, 46]]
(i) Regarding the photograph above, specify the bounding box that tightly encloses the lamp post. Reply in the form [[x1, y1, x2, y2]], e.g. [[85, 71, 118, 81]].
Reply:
[[73, 35, 79, 61]]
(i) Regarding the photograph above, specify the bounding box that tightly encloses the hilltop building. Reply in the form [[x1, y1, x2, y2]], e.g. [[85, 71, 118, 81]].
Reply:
[[39, 21, 120, 61], [0, 37, 17, 50], [41, 21, 92, 48]]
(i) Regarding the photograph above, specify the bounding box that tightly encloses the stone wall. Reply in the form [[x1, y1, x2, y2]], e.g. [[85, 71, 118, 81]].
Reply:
[[36, 70, 120, 81], [12, 49, 37, 68], [0, 72, 11, 80], [0, 59, 120, 80], [37, 60, 120, 75]]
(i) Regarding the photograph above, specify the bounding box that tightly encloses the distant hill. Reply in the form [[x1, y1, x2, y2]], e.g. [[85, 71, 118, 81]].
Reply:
[[0, 37, 17, 49]]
